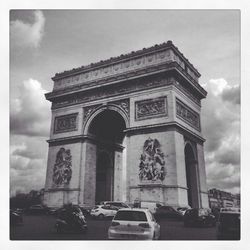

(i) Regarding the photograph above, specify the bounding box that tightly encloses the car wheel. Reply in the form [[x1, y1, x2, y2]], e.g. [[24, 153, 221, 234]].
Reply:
[[98, 214, 104, 220]]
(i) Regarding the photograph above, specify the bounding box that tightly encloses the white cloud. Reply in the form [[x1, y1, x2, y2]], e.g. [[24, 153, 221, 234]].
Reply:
[[10, 10, 45, 48], [10, 78, 51, 137], [202, 78, 240, 194], [10, 157, 46, 196]]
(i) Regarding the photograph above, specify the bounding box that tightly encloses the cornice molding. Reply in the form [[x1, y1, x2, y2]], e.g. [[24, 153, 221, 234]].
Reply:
[[129, 184, 188, 190], [45, 62, 207, 106], [124, 121, 205, 143]]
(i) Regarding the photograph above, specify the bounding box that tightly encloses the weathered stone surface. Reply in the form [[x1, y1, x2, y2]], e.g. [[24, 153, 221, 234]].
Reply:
[[44, 41, 208, 209]]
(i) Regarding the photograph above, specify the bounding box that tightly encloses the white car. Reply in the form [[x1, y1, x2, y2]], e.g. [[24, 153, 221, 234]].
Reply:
[[176, 206, 191, 216], [100, 201, 130, 209], [108, 208, 160, 240], [90, 205, 119, 219]]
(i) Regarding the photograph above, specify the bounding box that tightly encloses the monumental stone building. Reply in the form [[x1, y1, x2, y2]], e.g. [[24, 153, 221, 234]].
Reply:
[[44, 41, 209, 209]]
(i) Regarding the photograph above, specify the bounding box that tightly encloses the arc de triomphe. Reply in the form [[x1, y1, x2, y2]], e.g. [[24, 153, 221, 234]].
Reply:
[[44, 41, 209, 209]]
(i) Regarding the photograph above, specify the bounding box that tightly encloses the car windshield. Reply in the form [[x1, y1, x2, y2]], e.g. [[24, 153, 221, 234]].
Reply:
[[114, 211, 147, 221]]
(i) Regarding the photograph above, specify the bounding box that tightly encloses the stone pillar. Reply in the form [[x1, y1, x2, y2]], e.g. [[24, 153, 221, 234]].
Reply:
[[113, 150, 123, 201], [174, 131, 189, 207], [82, 141, 97, 207], [197, 143, 209, 208]]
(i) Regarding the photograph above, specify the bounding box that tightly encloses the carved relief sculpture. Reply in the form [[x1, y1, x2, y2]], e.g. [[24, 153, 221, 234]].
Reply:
[[83, 104, 101, 125], [176, 98, 200, 130], [110, 99, 130, 117], [139, 138, 166, 181], [52, 147, 72, 186], [54, 113, 78, 133], [135, 97, 167, 120]]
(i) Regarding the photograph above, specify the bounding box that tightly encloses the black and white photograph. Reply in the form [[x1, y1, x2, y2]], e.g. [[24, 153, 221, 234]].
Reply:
[[3, 2, 249, 249]]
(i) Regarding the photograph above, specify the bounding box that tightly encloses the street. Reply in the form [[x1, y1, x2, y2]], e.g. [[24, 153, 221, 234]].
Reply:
[[10, 214, 217, 240]]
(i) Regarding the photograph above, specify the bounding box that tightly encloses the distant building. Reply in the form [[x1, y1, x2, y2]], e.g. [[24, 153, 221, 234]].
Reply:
[[208, 188, 240, 209]]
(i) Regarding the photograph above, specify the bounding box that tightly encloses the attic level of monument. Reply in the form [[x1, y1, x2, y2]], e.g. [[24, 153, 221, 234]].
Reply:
[[45, 41, 207, 105]]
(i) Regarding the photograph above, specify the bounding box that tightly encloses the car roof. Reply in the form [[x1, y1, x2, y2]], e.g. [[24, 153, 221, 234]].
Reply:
[[117, 208, 149, 213], [220, 207, 240, 214], [102, 201, 126, 203]]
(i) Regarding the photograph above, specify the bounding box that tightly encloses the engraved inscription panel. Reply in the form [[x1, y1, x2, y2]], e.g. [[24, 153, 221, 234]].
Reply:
[[54, 113, 78, 134], [176, 98, 200, 130], [135, 96, 167, 120]]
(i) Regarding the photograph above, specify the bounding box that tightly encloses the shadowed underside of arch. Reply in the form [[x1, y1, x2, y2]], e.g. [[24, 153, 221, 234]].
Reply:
[[87, 109, 127, 203]]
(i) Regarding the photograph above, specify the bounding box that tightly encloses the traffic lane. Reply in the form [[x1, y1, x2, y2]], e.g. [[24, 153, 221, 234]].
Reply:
[[10, 215, 112, 240], [158, 218, 217, 240], [10, 215, 217, 240]]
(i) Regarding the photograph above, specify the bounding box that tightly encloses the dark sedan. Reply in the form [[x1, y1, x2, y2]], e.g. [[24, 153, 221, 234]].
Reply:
[[183, 208, 216, 227], [26, 204, 49, 215], [217, 207, 240, 240], [10, 209, 23, 225], [154, 205, 183, 220]]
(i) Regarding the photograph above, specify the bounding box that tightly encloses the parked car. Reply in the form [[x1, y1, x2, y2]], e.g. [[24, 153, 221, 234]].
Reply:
[[90, 205, 119, 219], [10, 209, 23, 225], [217, 207, 240, 240], [176, 206, 191, 216], [26, 204, 49, 215], [183, 208, 216, 227], [108, 208, 160, 240], [79, 206, 91, 218], [99, 201, 130, 209], [154, 205, 183, 220], [55, 204, 87, 233]]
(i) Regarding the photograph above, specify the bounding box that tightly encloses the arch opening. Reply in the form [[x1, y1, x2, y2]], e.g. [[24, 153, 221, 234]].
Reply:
[[185, 143, 199, 208], [88, 109, 126, 144], [87, 109, 126, 204]]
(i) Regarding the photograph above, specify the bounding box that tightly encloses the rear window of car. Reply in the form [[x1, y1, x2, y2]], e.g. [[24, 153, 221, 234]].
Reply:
[[114, 211, 147, 221]]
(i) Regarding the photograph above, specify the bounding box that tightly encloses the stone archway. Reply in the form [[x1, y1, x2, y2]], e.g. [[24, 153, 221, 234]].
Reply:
[[184, 142, 200, 208], [44, 41, 209, 209], [86, 109, 127, 204]]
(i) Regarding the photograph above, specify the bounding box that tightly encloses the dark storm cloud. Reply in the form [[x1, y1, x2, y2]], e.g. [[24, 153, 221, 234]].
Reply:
[[221, 85, 240, 105]]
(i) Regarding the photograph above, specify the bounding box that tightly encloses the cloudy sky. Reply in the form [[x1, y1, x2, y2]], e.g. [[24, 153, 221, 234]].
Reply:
[[9, 10, 240, 196]]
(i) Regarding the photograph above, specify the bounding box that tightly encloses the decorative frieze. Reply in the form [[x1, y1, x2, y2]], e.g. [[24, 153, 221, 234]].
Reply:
[[110, 99, 130, 118], [174, 81, 200, 106], [54, 113, 78, 134], [139, 138, 166, 181], [51, 76, 172, 109], [176, 98, 200, 130], [53, 49, 172, 90], [135, 96, 167, 121], [52, 147, 72, 186], [83, 104, 101, 125]]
